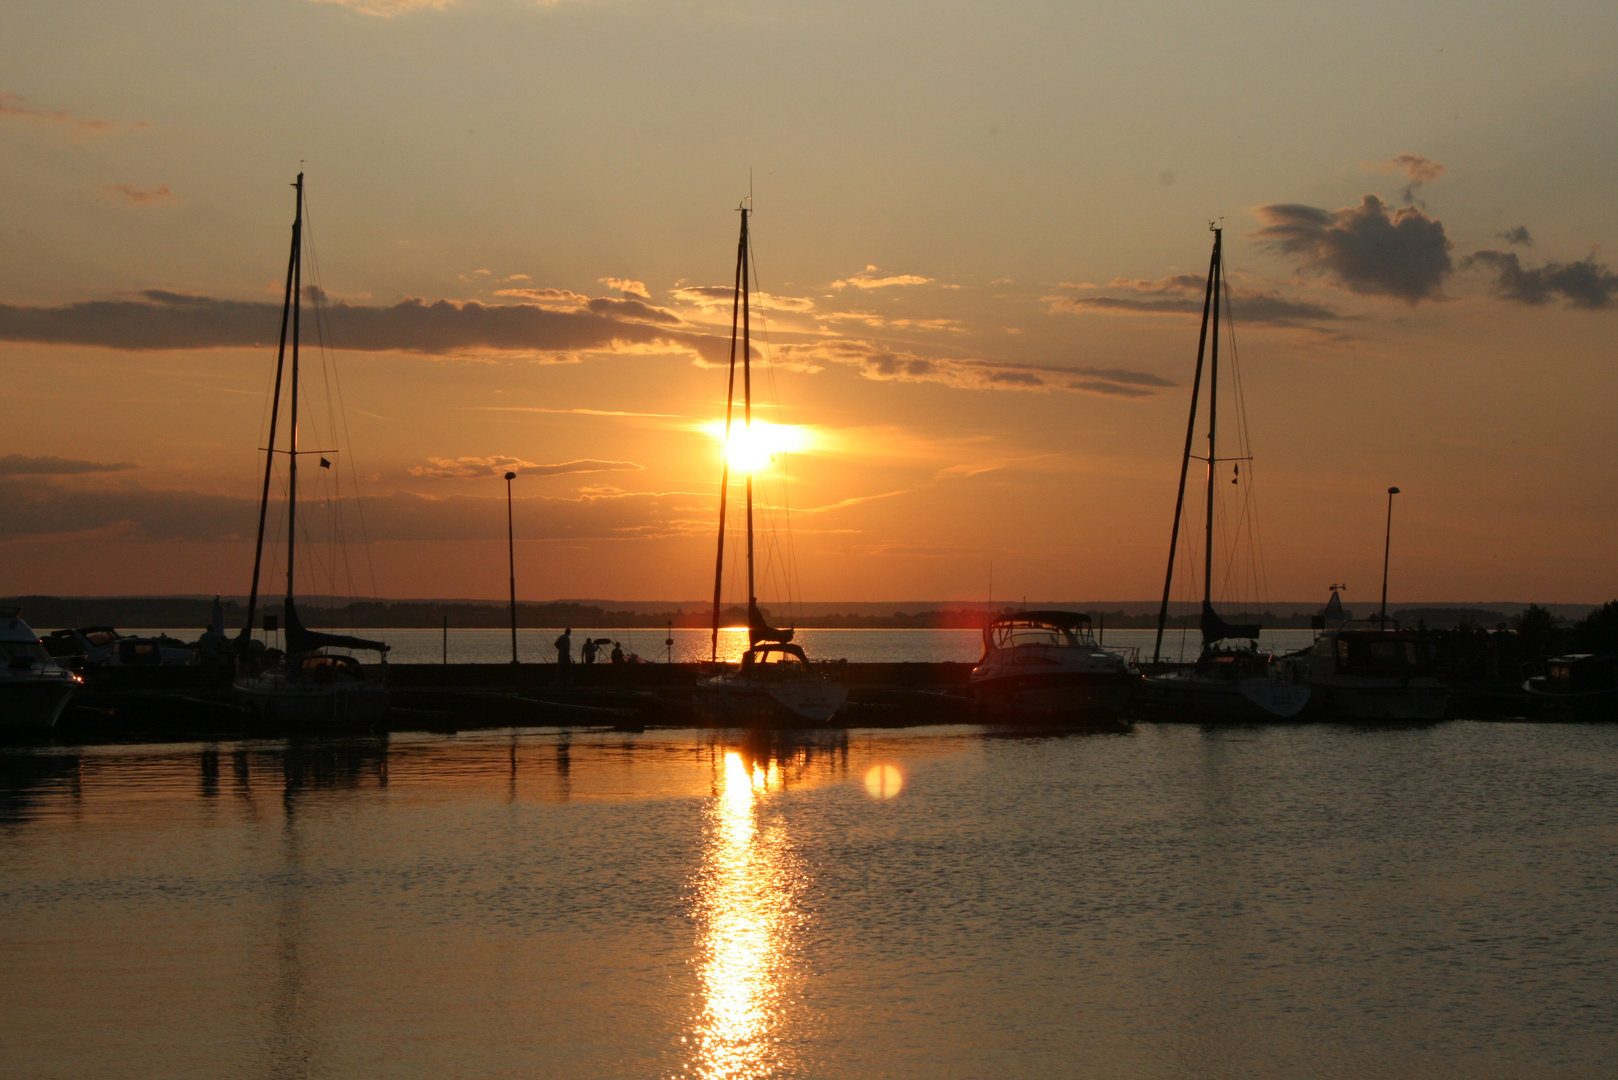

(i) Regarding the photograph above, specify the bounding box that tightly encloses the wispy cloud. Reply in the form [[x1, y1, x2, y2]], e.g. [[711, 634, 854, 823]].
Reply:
[[830, 265, 933, 291], [0, 92, 144, 133], [772, 339, 1170, 396], [410, 456, 644, 479], [1363, 152, 1448, 204], [599, 277, 651, 300], [0, 477, 702, 542], [467, 406, 684, 418], [0, 454, 136, 476], [668, 285, 818, 313], [1054, 275, 1344, 328], [1497, 226, 1534, 247], [306, 0, 469, 14], [100, 183, 176, 205], [1252, 196, 1453, 304]]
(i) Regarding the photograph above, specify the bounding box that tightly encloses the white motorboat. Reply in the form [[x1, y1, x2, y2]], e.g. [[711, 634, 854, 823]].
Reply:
[[969, 611, 1138, 721], [231, 173, 389, 726], [0, 608, 82, 730]]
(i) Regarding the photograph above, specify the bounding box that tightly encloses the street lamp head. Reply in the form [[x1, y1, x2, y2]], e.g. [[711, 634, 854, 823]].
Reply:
[[1388, 486, 1400, 495], [504, 471, 517, 481]]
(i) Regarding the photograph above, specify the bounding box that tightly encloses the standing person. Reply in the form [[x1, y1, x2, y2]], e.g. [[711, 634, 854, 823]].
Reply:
[[582, 637, 599, 665], [555, 627, 572, 686], [610, 641, 625, 665]]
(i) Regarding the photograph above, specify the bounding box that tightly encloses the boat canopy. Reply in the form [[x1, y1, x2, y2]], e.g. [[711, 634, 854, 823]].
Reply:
[[1200, 600, 1260, 645], [285, 598, 389, 656], [984, 610, 1095, 650]]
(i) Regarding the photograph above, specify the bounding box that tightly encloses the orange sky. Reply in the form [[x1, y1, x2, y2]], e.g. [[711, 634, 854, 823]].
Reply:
[[3, 1, 1615, 606]]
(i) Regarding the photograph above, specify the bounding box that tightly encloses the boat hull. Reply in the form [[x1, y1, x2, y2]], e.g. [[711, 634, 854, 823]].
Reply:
[[235, 676, 390, 727], [1301, 678, 1449, 722], [969, 671, 1138, 722], [694, 674, 848, 726], [0, 678, 77, 730], [1141, 672, 1311, 721]]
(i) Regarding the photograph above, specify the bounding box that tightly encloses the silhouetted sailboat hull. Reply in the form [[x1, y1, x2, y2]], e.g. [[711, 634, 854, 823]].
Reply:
[[1140, 671, 1311, 720], [694, 672, 848, 726], [236, 674, 390, 727]]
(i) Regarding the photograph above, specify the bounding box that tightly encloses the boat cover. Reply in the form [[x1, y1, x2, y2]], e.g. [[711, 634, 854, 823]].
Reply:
[[285, 598, 389, 655], [749, 602, 794, 646], [1200, 600, 1260, 645]]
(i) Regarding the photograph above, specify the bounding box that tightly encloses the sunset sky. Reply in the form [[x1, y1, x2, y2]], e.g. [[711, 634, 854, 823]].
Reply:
[[3, 0, 1615, 607]]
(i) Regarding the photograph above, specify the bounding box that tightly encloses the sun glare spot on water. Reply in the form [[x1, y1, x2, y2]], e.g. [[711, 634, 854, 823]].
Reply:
[[864, 763, 904, 799], [685, 751, 798, 1079], [703, 420, 810, 473]]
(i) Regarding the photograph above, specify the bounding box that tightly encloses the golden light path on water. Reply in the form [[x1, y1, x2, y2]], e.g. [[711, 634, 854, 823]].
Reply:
[[683, 751, 801, 1080]]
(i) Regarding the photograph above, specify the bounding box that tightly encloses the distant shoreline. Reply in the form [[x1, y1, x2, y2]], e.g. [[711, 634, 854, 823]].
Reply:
[[4, 594, 1597, 632]]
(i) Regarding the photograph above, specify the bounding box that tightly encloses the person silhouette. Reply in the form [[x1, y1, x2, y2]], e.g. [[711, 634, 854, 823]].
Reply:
[[610, 641, 625, 665], [555, 628, 572, 685], [582, 637, 599, 665]]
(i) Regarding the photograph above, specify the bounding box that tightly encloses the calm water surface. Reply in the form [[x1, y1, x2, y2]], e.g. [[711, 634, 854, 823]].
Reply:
[[3, 722, 1615, 1079]]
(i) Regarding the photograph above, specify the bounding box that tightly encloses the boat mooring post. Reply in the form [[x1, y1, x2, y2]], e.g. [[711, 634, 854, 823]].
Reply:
[[1380, 486, 1400, 627], [506, 470, 519, 665]]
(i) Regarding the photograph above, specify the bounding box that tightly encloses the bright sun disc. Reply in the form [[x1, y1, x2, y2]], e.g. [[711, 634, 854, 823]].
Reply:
[[864, 764, 904, 799], [704, 420, 809, 472]]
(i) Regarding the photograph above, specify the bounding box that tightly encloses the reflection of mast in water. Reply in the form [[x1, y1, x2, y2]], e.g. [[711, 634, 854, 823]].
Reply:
[[682, 750, 804, 1080], [266, 770, 320, 1079]]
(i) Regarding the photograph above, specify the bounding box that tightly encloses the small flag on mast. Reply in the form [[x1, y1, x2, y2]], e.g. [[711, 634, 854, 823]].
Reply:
[[319, 457, 331, 469]]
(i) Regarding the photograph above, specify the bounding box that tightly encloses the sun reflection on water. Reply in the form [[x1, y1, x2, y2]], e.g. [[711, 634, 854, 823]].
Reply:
[[682, 750, 800, 1080]]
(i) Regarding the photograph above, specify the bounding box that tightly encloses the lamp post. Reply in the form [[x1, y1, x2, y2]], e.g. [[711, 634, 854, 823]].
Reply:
[[1380, 486, 1400, 628], [505, 470, 518, 665]]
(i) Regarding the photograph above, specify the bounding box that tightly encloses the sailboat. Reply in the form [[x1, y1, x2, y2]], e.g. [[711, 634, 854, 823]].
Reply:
[[1140, 226, 1309, 721], [693, 203, 847, 726], [233, 173, 391, 726]]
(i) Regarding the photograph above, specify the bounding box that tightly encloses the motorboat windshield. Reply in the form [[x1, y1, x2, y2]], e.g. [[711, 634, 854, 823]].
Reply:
[[983, 611, 1098, 655]]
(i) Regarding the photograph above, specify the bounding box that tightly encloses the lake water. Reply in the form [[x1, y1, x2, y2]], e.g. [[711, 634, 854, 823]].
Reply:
[[156, 626, 1323, 665], [3, 721, 1616, 1079]]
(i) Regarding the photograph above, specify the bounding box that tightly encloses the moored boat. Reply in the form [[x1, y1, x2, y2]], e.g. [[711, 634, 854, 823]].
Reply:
[[693, 200, 846, 726], [1275, 589, 1448, 721], [969, 611, 1137, 722], [1522, 653, 1617, 721], [0, 608, 81, 731], [231, 173, 389, 727]]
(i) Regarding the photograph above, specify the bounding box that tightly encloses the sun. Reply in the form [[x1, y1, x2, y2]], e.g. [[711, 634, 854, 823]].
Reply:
[[703, 420, 810, 472]]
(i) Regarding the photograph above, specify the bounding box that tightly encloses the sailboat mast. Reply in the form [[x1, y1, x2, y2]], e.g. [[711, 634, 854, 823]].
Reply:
[[1152, 227, 1220, 663], [243, 172, 302, 643], [1204, 228, 1221, 613], [740, 209, 756, 624], [709, 206, 747, 662], [285, 177, 304, 613]]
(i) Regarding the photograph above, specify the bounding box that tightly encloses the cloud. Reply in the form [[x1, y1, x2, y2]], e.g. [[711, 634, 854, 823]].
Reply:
[[771, 340, 1170, 396], [1054, 274, 1344, 327], [101, 183, 176, 205], [0, 478, 704, 543], [1498, 226, 1534, 247], [1252, 195, 1452, 303], [306, 0, 465, 14], [830, 265, 934, 291], [410, 456, 644, 479], [600, 277, 651, 300], [1464, 250, 1618, 310], [668, 285, 817, 313], [0, 454, 136, 476], [1364, 153, 1448, 204], [0, 93, 141, 132], [0, 289, 726, 364]]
